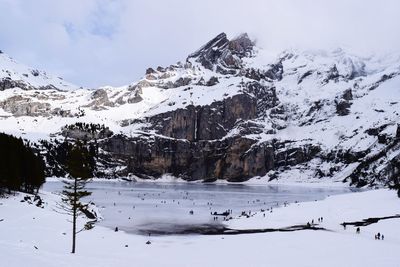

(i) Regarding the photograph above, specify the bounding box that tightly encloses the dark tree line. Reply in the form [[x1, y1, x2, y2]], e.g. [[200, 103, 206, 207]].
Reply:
[[63, 122, 108, 134], [0, 133, 45, 194]]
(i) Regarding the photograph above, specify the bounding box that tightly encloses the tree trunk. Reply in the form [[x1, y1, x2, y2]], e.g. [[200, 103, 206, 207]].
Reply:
[[72, 177, 77, 254]]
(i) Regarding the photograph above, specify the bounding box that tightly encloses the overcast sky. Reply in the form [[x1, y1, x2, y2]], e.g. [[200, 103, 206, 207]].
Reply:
[[0, 0, 399, 87]]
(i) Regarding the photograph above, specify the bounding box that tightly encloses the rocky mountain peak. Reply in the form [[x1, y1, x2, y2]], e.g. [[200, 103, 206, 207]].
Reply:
[[189, 33, 229, 60], [228, 33, 254, 57], [188, 32, 255, 74]]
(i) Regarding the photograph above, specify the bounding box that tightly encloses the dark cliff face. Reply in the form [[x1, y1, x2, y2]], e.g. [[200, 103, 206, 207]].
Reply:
[[99, 84, 318, 181], [143, 80, 279, 142], [101, 133, 319, 182], [146, 93, 257, 141]]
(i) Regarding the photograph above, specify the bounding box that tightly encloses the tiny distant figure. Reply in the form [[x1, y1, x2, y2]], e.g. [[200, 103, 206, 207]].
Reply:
[[375, 234, 377, 240], [321, 217, 324, 222], [356, 227, 360, 234], [377, 232, 381, 240], [263, 213, 266, 217], [312, 219, 314, 224], [382, 235, 384, 240], [189, 210, 194, 215], [318, 218, 320, 223], [115, 227, 119, 232]]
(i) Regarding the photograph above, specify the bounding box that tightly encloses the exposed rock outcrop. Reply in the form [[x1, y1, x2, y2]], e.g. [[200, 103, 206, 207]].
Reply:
[[85, 89, 113, 109], [0, 95, 51, 116], [188, 33, 254, 74], [100, 134, 319, 181], [335, 89, 353, 116], [0, 77, 32, 91], [145, 93, 257, 141]]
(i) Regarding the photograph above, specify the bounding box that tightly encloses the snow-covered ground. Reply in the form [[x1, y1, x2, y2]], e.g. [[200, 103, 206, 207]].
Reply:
[[1, 187, 399, 267]]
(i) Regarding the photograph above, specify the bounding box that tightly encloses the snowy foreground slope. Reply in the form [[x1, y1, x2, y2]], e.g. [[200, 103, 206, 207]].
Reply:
[[0, 188, 399, 267], [1, 33, 400, 186]]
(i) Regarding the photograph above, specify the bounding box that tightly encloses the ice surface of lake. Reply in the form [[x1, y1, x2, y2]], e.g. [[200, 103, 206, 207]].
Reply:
[[44, 181, 357, 235]]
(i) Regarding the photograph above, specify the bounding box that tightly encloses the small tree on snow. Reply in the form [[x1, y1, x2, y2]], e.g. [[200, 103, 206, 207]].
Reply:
[[59, 141, 92, 254]]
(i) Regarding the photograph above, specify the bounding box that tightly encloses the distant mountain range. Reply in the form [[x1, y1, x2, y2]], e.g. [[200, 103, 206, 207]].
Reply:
[[1, 33, 400, 187]]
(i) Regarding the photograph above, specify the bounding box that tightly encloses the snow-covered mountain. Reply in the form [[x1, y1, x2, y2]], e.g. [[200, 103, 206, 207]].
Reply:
[[1, 33, 400, 187], [0, 50, 79, 91]]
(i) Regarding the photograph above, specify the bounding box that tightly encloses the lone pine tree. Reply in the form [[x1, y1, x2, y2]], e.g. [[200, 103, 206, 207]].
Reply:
[[59, 141, 93, 254]]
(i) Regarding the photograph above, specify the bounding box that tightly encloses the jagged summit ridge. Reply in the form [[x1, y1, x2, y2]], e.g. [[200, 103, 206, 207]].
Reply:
[[189, 33, 229, 59], [188, 32, 255, 73]]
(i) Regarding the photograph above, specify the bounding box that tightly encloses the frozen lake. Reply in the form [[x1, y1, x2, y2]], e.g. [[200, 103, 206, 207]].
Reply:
[[43, 181, 358, 235]]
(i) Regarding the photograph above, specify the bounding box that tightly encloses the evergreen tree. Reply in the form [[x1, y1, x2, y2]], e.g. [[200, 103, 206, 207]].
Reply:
[[0, 133, 45, 194], [59, 141, 93, 254]]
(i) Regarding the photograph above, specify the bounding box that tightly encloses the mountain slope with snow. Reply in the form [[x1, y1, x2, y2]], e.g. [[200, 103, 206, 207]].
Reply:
[[0, 51, 79, 91], [0, 33, 400, 186]]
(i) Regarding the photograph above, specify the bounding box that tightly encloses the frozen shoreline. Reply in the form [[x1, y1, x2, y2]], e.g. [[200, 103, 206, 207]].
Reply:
[[1, 184, 399, 267], [45, 174, 354, 188]]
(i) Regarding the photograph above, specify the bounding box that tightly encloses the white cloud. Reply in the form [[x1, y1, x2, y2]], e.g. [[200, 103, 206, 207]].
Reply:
[[0, 0, 399, 87]]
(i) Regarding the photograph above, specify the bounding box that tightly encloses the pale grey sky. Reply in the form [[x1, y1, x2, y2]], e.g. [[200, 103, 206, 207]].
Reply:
[[0, 0, 399, 87]]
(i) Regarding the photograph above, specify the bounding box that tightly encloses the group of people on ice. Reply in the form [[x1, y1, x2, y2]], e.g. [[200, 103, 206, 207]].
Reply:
[[374, 232, 384, 240]]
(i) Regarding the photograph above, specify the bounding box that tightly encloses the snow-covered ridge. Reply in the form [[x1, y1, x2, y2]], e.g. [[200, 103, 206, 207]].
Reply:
[[0, 51, 79, 91]]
